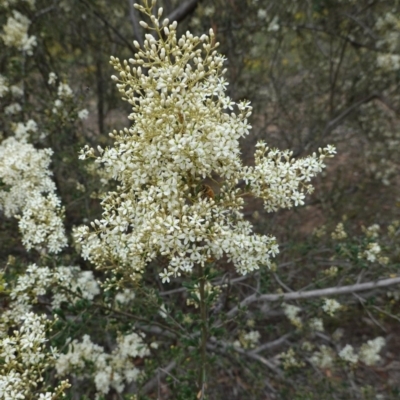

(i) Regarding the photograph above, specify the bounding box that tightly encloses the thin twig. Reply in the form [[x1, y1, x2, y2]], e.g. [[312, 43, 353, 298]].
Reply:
[[79, 0, 135, 53], [208, 336, 284, 380], [140, 360, 177, 394], [250, 333, 291, 355]]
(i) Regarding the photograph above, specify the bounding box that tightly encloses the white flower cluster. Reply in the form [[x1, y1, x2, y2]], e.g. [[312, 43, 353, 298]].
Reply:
[[0, 264, 100, 334], [4, 102, 21, 115], [0, 137, 67, 253], [12, 119, 37, 141], [52, 81, 74, 116], [363, 224, 380, 239], [359, 337, 385, 366], [361, 242, 382, 263], [57, 83, 73, 99], [377, 53, 400, 71], [308, 317, 324, 332], [115, 288, 135, 304], [78, 108, 89, 120], [279, 348, 305, 370], [243, 143, 336, 213], [10, 84, 23, 97], [337, 337, 386, 367], [233, 330, 261, 349], [322, 298, 341, 316], [56, 332, 149, 396], [331, 222, 347, 240], [48, 72, 57, 85], [75, 3, 335, 283], [0, 312, 70, 399], [310, 345, 335, 369], [338, 344, 359, 364], [1, 10, 37, 55], [314, 337, 385, 368], [17, 192, 67, 253], [282, 303, 302, 328]]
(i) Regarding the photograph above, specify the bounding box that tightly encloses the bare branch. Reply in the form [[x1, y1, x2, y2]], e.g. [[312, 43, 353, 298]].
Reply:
[[272, 273, 293, 293], [207, 337, 284, 390], [322, 93, 378, 136], [79, 0, 135, 53], [140, 360, 177, 394], [226, 276, 400, 318], [166, 0, 201, 24], [250, 333, 291, 355], [343, 12, 379, 40]]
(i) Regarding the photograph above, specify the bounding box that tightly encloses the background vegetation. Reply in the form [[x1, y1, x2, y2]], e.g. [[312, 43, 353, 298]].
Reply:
[[1, 0, 400, 399]]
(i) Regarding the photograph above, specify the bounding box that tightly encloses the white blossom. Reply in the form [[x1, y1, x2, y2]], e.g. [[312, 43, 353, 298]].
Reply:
[[56, 332, 149, 396], [0, 312, 70, 399], [1, 11, 37, 55], [339, 344, 359, 364], [257, 9, 267, 20], [4, 102, 21, 115], [283, 303, 302, 327], [310, 345, 335, 369], [75, 9, 335, 284], [359, 337, 385, 366], [115, 288, 135, 304], [0, 137, 67, 253], [57, 82, 73, 98], [48, 72, 57, 85], [322, 298, 341, 316], [309, 318, 324, 332], [362, 242, 381, 262], [13, 119, 38, 141], [78, 108, 89, 120], [10, 84, 23, 97]]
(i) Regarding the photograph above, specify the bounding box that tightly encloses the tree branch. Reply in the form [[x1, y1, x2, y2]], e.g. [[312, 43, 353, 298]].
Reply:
[[79, 0, 135, 53], [226, 276, 400, 318], [322, 93, 378, 136], [166, 0, 201, 24]]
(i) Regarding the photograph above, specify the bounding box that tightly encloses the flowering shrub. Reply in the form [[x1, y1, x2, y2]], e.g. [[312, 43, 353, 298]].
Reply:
[[0, 0, 399, 399], [75, 4, 335, 285]]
